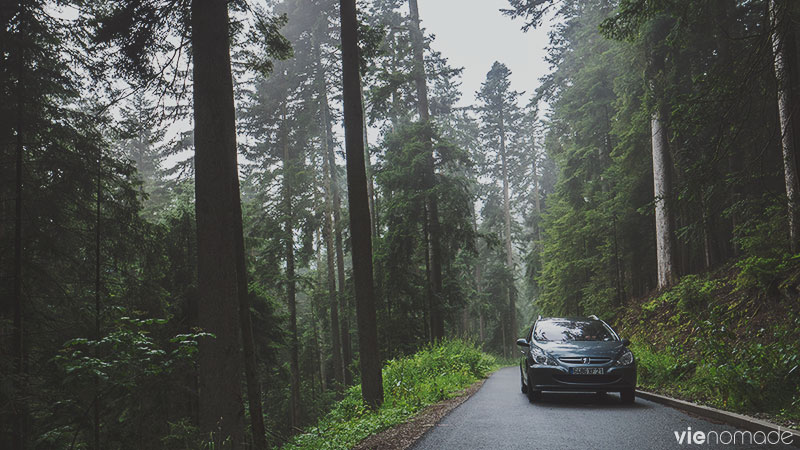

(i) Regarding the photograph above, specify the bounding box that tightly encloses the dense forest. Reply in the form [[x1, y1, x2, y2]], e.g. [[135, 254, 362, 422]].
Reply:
[[1, 0, 799, 448]]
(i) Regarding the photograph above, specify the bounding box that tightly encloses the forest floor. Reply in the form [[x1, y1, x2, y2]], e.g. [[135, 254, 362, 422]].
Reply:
[[614, 257, 800, 431]]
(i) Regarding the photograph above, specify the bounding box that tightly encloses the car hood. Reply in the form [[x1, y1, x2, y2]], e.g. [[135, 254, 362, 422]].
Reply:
[[534, 340, 625, 359]]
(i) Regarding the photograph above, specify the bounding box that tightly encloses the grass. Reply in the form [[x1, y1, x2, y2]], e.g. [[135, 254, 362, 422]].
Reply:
[[280, 339, 498, 450]]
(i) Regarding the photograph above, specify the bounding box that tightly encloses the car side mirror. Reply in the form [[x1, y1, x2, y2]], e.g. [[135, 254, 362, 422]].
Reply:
[[516, 338, 530, 347], [621, 338, 631, 347]]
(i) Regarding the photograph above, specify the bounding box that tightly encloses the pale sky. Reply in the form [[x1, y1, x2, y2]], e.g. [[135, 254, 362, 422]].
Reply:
[[162, 0, 555, 170], [416, 0, 552, 107]]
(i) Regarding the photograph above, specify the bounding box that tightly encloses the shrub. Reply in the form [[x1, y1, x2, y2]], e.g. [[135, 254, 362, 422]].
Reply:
[[631, 311, 800, 418], [282, 339, 496, 450], [734, 256, 783, 294], [631, 343, 680, 388], [653, 275, 719, 316]]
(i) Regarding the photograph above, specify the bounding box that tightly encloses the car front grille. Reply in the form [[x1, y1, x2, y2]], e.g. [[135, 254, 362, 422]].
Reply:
[[553, 374, 622, 384], [558, 356, 612, 365]]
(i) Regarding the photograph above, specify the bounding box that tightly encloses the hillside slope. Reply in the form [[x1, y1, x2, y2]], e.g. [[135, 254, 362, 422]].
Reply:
[[615, 255, 800, 430]]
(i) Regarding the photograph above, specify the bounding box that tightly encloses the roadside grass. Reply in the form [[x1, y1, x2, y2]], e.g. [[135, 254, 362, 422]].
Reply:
[[492, 355, 523, 367], [281, 339, 498, 450], [618, 261, 800, 429]]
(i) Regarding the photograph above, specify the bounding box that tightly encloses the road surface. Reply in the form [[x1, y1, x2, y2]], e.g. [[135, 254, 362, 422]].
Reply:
[[411, 366, 796, 449]]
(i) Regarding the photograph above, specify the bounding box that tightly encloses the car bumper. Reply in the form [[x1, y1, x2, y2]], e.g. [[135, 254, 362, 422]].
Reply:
[[527, 364, 636, 392]]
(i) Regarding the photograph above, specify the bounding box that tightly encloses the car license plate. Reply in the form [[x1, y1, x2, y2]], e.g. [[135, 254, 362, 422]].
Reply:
[[571, 367, 604, 375]]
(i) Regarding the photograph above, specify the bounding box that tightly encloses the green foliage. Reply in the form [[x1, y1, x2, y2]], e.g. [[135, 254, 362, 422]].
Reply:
[[629, 343, 680, 388], [635, 321, 800, 414], [519, 0, 800, 427], [531, 0, 656, 318], [525, 0, 792, 323], [160, 419, 204, 450], [734, 256, 785, 294], [657, 275, 720, 316], [282, 340, 496, 450], [375, 121, 476, 355], [49, 313, 211, 448], [382, 339, 494, 410], [729, 200, 799, 295], [6, 0, 800, 446], [628, 268, 800, 424]]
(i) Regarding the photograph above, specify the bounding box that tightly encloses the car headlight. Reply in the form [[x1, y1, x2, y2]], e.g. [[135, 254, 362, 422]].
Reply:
[[616, 349, 634, 366], [530, 346, 557, 366]]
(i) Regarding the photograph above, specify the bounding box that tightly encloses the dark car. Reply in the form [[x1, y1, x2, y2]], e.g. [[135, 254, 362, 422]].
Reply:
[[517, 316, 636, 403]]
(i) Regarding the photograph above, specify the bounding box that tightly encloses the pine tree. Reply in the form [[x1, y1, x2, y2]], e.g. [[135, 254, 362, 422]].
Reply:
[[191, 0, 245, 445], [339, 0, 384, 410], [476, 62, 524, 353], [769, 0, 800, 253]]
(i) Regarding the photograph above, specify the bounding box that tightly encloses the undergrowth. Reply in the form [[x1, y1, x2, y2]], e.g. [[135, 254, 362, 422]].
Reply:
[[619, 255, 800, 428], [281, 339, 497, 450]]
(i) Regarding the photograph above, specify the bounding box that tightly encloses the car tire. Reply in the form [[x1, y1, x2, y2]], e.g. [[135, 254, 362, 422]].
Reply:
[[620, 388, 635, 404], [520, 368, 528, 393], [526, 369, 541, 402]]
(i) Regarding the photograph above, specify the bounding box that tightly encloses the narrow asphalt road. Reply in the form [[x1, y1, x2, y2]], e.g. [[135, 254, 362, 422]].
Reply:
[[411, 366, 796, 450]]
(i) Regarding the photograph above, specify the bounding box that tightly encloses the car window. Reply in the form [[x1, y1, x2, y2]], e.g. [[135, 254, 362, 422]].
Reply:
[[533, 320, 615, 342]]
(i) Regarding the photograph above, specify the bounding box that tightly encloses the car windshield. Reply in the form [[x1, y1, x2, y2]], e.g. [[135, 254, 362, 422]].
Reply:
[[533, 320, 615, 342]]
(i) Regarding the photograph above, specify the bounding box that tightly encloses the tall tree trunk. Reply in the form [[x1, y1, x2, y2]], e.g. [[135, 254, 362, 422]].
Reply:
[[532, 151, 542, 241], [461, 307, 468, 337], [701, 197, 715, 270], [231, 162, 267, 449], [339, 0, 384, 409], [93, 149, 102, 450], [313, 248, 328, 394], [423, 204, 433, 341], [612, 214, 623, 305], [651, 103, 677, 289], [281, 112, 301, 431], [311, 298, 324, 395], [321, 99, 344, 388], [499, 111, 516, 348], [473, 208, 484, 345], [389, 35, 401, 130], [12, 47, 25, 450], [408, 0, 430, 121], [191, 0, 244, 446], [408, 0, 445, 340], [715, 0, 740, 260], [647, 20, 678, 290], [478, 311, 485, 343], [316, 41, 345, 389], [500, 315, 507, 359], [325, 97, 353, 386], [317, 28, 351, 381], [312, 290, 326, 394], [361, 88, 379, 238], [183, 213, 200, 424], [770, 0, 800, 253], [362, 85, 385, 354]]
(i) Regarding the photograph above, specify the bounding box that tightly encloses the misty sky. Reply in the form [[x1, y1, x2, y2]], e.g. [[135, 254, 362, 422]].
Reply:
[[416, 0, 552, 107], [167, 1, 555, 169]]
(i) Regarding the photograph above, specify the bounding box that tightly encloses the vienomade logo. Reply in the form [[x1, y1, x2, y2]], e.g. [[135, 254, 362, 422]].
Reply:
[[673, 426, 795, 446]]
